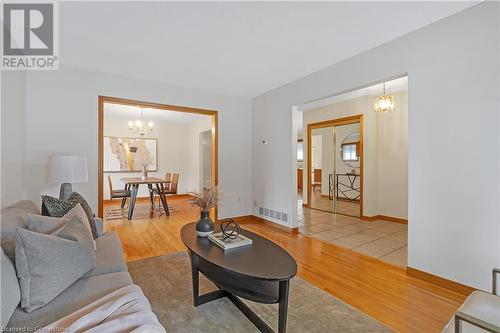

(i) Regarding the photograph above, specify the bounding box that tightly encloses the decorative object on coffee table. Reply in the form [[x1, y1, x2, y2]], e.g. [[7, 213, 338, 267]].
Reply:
[[208, 232, 253, 250], [220, 219, 241, 239], [188, 186, 219, 237], [141, 164, 148, 180], [208, 219, 252, 250], [181, 222, 297, 333], [47, 155, 88, 200], [196, 211, 213, 237]]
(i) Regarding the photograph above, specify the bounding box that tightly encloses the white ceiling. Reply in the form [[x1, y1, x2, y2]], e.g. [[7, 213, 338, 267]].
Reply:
[[297, 76, 408, 138], [300, 76, 408, 111], [104, 103, 209, 124], [60, 2, 477, 98]]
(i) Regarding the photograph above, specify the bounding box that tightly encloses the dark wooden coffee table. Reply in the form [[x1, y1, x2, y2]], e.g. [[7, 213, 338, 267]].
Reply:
[[181, 222, 297, 333]]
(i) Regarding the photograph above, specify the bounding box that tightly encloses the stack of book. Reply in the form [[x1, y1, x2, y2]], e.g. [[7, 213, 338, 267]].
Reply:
[[208, 232, 253, 250]]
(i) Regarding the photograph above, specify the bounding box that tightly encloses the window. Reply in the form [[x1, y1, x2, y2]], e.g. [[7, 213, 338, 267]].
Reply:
[[341, 143, 359, 162]]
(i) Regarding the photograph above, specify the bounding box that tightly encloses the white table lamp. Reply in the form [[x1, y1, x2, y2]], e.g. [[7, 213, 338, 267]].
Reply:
[[48, 155, 88, 200]]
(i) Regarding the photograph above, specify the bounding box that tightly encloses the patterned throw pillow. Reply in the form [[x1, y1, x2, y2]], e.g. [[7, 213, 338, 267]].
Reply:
[[41, 193, 98, 239], [41, 195, 75, 217], [68, 192, 97, 239]]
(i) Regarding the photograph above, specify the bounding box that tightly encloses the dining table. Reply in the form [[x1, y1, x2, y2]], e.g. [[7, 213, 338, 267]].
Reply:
[[120, 177, 171, 220]]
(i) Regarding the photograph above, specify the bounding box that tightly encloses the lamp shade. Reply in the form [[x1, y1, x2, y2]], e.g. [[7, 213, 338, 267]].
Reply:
[[48, 155, 88, 183]]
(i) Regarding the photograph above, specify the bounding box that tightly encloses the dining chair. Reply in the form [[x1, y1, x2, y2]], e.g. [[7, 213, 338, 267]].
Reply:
[[106, 175, 132, 219], [149, 172, 171, 202], [164, 173, 179, 196], [312, 169, 322, 192], [164, 172, 172, 191], [152, 172, 179, 213]]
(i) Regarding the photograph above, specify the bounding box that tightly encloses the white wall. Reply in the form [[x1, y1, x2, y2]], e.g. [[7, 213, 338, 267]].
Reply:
[[5, 66, 251, 218], [103, 116, 211, 199], [252, 3, 499, 290], [376, 92, 408, 219], [1, 72, 28, 208]]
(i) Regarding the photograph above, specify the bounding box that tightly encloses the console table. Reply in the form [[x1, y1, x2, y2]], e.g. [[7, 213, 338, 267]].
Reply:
[[329, 173, 360, 201]]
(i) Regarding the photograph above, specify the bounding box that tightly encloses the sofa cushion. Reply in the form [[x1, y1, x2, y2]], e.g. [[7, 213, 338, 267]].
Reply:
[[1, 248, 20, 328], [83, 232, 127, 278], [15, 217, 96, 312], [2, 200, 40, 215], [0, 201, 40, 261], [7, 271, 133, 330]]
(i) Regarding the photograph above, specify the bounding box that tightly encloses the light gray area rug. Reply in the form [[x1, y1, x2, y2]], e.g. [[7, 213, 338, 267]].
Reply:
[[128, 252, 393, 333]]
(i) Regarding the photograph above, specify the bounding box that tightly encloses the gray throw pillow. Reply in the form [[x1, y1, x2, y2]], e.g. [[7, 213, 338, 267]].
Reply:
[[26, 214, 70, 234], [3, 213, 75, 263], [27, 208, 95, 251], [1, 247, 20, 328], [15, 216, 96, 312], [63, 204, 96, 250], [41, 194, 98, 239]]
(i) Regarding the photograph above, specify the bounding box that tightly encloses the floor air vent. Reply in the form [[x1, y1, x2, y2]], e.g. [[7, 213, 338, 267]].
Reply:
[[258, 206, 288, 223]]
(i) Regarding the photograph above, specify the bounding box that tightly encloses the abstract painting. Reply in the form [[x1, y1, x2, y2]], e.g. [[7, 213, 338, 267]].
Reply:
[[104, 136, 157, 172]]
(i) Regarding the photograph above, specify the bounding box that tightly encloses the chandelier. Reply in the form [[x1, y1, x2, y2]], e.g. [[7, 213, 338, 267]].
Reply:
[[128, 108, 154, 136], [374, 82, 395, 113]]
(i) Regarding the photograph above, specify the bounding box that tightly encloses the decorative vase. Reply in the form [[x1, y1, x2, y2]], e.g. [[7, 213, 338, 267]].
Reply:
[[196, 211, 214, 237], [141, 166, 148, 180]]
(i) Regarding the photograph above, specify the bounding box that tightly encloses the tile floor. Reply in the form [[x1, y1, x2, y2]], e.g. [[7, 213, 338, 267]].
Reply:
[[297, 200, 408, 267]]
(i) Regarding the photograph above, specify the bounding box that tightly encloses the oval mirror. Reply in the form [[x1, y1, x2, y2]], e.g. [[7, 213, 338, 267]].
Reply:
[[339, 132, 360, 169]]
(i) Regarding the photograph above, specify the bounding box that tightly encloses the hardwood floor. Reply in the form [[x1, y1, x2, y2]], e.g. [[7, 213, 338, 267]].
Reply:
[[104, 198, 466, 333], [303, 189, 361, 217], [104, 197, 199, 261]]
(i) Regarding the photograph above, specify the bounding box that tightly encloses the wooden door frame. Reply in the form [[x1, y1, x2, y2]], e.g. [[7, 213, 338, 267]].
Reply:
[[306, 114, 363, 216], [97, 96, 218, 218]]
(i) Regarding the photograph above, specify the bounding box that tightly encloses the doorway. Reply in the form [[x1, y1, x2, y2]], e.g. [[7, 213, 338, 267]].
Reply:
[[307, 115, 363, 217], [296, 76, 408, 267], [200, 130, 212, 190], [97, 96, 218, 219]]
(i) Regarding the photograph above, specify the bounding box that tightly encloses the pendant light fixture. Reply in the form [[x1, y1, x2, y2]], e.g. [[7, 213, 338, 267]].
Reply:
[[374, 82, 395, 113], [128, 108, 154, 136]]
